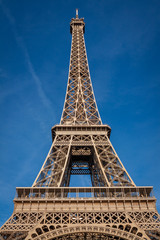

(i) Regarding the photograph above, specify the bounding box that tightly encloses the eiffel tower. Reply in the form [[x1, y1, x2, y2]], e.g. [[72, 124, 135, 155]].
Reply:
[[0, 10, 160, 240]]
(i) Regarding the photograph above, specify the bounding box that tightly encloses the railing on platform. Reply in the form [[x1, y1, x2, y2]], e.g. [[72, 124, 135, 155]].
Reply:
[[14, 187, 154, 200]]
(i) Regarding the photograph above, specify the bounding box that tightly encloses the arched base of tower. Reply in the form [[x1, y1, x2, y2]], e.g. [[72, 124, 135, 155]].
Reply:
[[26, 225, 148, 240], [52, 232, 129, 240]]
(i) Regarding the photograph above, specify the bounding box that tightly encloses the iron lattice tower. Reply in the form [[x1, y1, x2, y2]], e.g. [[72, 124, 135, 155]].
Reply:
[[0, 10, 160, 240]]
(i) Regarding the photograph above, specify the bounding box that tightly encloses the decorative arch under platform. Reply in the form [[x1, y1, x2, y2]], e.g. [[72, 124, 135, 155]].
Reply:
[[27, 225, 148, 240]]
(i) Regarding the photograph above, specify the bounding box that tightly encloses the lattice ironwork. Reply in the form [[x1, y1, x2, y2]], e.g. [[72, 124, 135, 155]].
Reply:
[[2, 211, 160, 230], [2, 210, 156, 239], [0, 10, 159, 240], [33, 132, 135, 187], [60, 14, 101, 126]]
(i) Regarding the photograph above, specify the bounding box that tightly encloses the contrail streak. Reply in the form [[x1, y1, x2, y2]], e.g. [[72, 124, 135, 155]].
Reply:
[[0, 0, 52, 109]]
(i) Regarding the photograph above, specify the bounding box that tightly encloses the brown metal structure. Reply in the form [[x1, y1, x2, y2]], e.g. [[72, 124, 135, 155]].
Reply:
[[0, 10, 160, 240]]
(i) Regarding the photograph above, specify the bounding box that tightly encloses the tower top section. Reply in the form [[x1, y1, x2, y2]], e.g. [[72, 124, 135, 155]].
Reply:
[[70, 9, 85, 34], [61, 10, 102, 126]]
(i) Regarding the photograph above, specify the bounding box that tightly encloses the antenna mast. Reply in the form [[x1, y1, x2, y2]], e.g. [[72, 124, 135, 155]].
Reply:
[[76, 8, 79, 18]]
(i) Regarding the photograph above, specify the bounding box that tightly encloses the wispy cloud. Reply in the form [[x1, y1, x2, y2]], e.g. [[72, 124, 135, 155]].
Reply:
[[0, 0, 51, 109]]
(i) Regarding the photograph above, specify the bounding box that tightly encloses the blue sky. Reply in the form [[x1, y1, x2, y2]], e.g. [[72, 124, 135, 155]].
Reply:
[[0, 0, 160, 226]]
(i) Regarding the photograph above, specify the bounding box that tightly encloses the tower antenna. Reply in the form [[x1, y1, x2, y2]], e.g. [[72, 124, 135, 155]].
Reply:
[[76, 8, 79, 18]]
